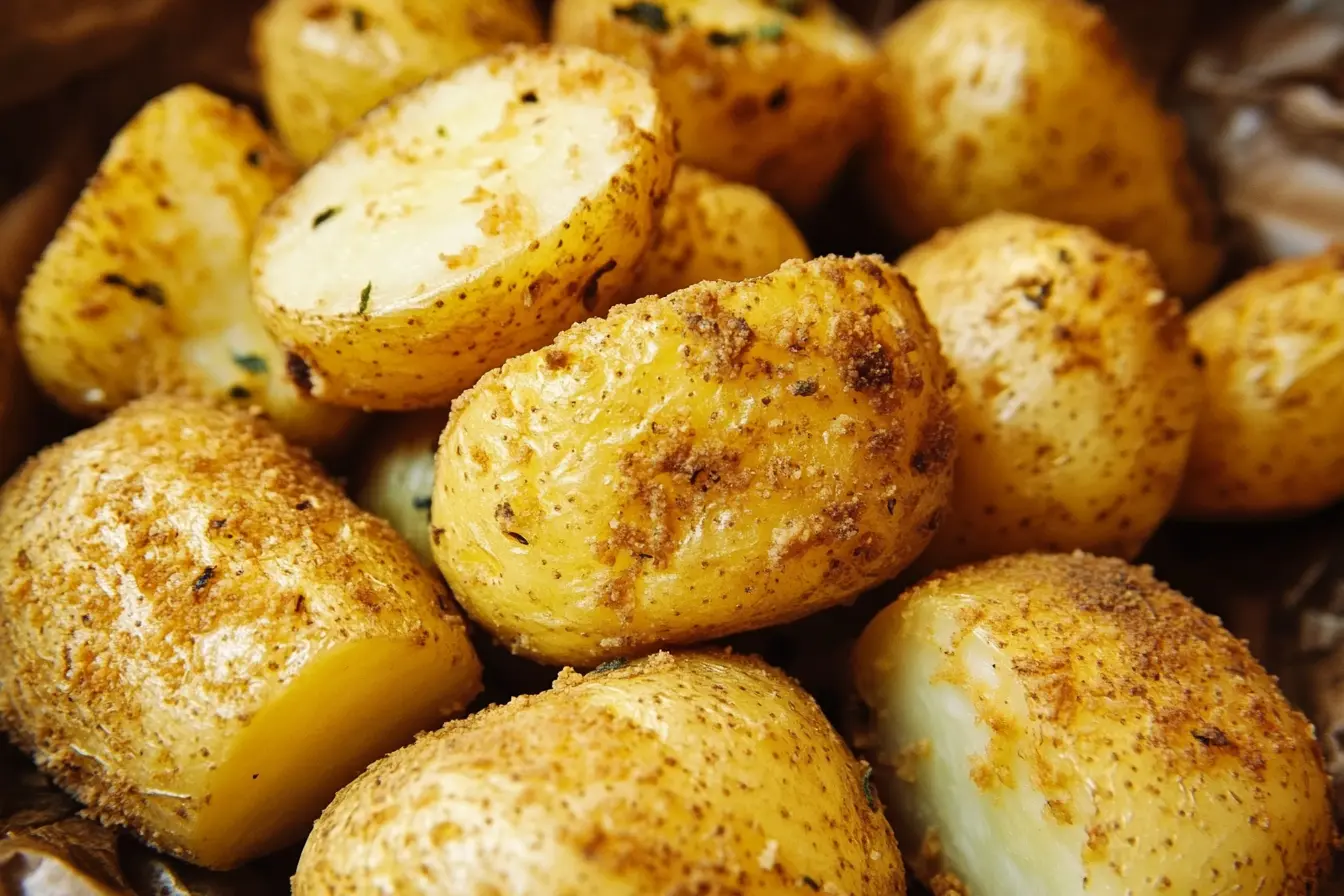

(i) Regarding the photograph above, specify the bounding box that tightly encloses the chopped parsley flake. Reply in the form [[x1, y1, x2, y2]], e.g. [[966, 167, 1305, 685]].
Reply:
[[359, 282, 372, 314], [350, 6, 367, 30], [412, 495, 432, 511], [861, 765, 876, 809], [232, 353, 268, 374], [757, 21, 786, 41], [613, 2, 670, 33], [101, 273, 165, 306], [594, 658, 627, 673], [312, 206, 341, 228], [228, 385, 251, 400], [773, 0, 806, 15], [708, 30, 747, 47]]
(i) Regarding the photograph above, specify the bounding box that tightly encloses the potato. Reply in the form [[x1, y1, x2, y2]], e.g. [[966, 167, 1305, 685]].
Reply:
[[1176, 250, 1344, 518], [551, 0, 880, 212], [434, 255, 956, 666], [253, 0, 543, 165], [852, 552, 1335, 895], [630, 164, 810, 301], [16, 85, 357, 450], [866, 0, 1223, 299], [0, 398, 482, 869], [898, 213, 1201, 568], [295, 650, 904, 894], [355, 410, 447, 567], [251, 45, 677, 410]]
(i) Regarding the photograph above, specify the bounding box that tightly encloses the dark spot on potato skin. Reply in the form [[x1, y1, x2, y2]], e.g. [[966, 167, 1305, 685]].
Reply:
[[286, 352, 315, 395], [581, 259, 619, 312]]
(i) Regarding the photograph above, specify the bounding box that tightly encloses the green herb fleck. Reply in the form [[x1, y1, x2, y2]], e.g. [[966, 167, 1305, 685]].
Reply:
[[708, 29, 747, 47], [773, 0, 806, 15], [312, 206, 341, 228], [1023, 280, 1052, 309], [232, 353, 268, 374], [861, 765, 876, 809], [595, 658, 627, 673], [193, 566, 215, 592], [359, 282, 372, 314], [228, 385, 251, 400], [757, 21, 785, 41], [801, 877, 820, 891], [412, 495, 432, 511], [613, 2, 670, 33], [101, 273, 166, 306], [350, 6, 367, 30], [436, 125, 448, 137]]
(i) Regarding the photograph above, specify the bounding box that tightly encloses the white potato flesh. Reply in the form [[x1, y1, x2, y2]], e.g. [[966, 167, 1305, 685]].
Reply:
[[852, 553, 1335, 896], [355, 410, 446, 566]]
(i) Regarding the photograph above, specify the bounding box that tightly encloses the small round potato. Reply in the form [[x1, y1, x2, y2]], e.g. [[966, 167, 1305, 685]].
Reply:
[[253, 0, 543, 165], [630, 164, 810, 300], [551, 0, 880, 212], [852, 552, 1336, 896], [295, 651, 905, 895], [16, 85, 358, 449], [0, 398, 482, 869], [1176, 250, 1344, 518], [899, 213, 1202, 568], [355, 410, 447, 566], [866, 0, 1223, 299], [434, 255, 956, 666], [251, 45, 677, 409]]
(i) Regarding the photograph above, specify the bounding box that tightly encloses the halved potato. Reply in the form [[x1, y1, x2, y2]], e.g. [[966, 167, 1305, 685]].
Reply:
[[630, 164, 810, 300], [295, 651, 905, 894], [16, 85, 357, 450], [434, 255, 957, 666], [251, 44, 677, 410], [551, 0, 880, 212], [853, 552, 1335, 895], [253, 0, 543, 165], [355, 410, 447, 567], [0, 398, 481, 869]]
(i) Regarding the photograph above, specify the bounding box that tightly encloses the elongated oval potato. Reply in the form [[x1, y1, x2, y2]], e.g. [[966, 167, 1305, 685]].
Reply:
[[253, 0, 543, 165], [251, 45, 677, 410], [630, 165, 810, 300], [296, 651, 904, 894], [866, 0, 1223, 298], [552, 0, 879, 212], [15, 85, 357, 451], [355, 410, 447, 567], [852, 552, 1335, 896], [0, 398, 481, 869], [1177, 250, 1344, 518], [899, 213, 1201, 569], [435, 255, 956, 666]]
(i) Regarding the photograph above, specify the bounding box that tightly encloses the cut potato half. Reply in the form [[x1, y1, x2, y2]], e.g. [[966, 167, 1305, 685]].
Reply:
[[0, 398, 481, 869], [251, 44, 677, 409], [852, 552, 1335, 896], [16, 85, 357, 450]]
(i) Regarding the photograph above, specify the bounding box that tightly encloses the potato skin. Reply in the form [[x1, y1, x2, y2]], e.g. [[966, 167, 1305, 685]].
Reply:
[[355, 410, 447, 567], [899, 213, 1201, 568], [251, 45, 677, 410], [16, 85, 357, 449], [852, 553, 1335, 895], [295, 650, 905, 895], [0, 398, 481, 868], [630, 165, 810, 300], [866, 0, 1222, 298], [1176, 250, 1344, 518], [551, 0, 880, 212], [254, 0, 542, 165], [434, 255, 956, 666]]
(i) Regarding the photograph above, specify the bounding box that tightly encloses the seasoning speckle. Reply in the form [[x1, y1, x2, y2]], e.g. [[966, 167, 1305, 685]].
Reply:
[[612, 2, 671, 33]]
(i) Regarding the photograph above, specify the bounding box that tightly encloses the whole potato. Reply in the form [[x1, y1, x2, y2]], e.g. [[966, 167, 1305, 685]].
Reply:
[[1177, 249, 1344, 518], [853, 552, 1336, 896], [434, 255, 956, 666], [251, 45, 677, 409], [253, 0, 543, 165], [866, 0, 1223, 298], [295, 651, 905, 895], [0, 398, 481, 869], [355, 410, 447, 567], [630, 164, 810, 300], [899, 213, 1201, 568], [16, 85, 358, 450], [551, 0, 880, 212]]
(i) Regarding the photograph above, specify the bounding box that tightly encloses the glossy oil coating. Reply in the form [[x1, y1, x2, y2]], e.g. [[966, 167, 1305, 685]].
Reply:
[[853, 552, 1335, 896]]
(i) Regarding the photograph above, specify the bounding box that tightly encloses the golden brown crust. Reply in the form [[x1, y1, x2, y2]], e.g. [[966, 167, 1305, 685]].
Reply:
[[296, 650, 905, 894]]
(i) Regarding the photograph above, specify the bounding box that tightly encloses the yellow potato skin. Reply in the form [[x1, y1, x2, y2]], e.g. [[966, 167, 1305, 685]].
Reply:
[[552, 0, 880, 212], [16, 85, 357, 449], [0, 398, 481, 869], [899, 213, 1201, 569], [1176, 250, 1344, 518], [866, 0, 1222, 299], [853, 553, 1335, 895], [434, 255, 956, 666], [630, 165, 810, 300], [254, 0, 543, 165], [355, 410, 447, 567], [295, 651, 905, 895]]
